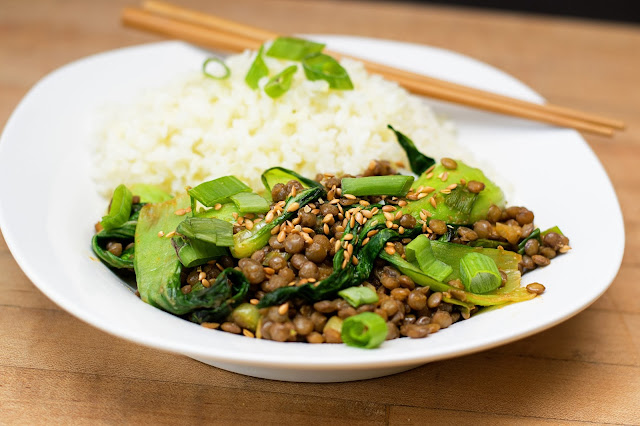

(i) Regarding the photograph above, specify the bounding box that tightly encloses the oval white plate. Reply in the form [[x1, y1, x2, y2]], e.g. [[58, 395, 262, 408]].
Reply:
[[0, 37, 624, 382]]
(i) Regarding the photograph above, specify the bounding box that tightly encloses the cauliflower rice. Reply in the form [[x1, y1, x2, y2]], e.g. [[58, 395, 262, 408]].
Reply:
[[93, 50, 463, 196]]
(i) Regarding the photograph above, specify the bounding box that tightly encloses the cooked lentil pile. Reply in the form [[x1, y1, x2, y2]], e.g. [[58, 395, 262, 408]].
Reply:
[[149, 159, 569, 344]]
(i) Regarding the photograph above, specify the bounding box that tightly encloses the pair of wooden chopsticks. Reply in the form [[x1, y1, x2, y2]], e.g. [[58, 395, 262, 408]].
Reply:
[[121, 1, 624, 136]]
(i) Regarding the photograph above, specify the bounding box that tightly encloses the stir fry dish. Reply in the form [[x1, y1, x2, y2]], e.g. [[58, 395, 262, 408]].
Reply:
[[92, 128, 570, 349]]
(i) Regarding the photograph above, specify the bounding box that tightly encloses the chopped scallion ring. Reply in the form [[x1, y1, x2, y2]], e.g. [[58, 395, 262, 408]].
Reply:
[[202, 57, 231, 80], [302, 53, 353, 90], [264, 65, 298, 98]]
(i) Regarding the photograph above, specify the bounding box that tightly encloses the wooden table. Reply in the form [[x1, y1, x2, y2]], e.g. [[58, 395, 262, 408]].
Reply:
[[2, 0, 639, 423]]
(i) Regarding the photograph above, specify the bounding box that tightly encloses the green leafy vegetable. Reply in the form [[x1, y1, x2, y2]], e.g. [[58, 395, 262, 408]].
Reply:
[[341, 175, 414, 197], [101, 184, 133, 231], [245, 45, 269, 89], [202, 57, 230, 80], [261, 167, 323, 192], [188, 176, 251, 207], [459, 252, 502, 294], [266, 37, 325, 60], [264, 65, 297, 98], [302, 53, 353, 90], [171, 235, 229, 268], [388, 125, 435, 175], [129, 184, 173, 203], [341, 312, 388, 349], [176, 217, 234, 247], [445, 186, 478, 216], [229, 192, 270, 214], [338, 286, 379, 308]]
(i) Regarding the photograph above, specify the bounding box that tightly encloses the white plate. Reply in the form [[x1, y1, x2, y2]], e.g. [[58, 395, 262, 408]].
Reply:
[[0, 37, 624, 382]]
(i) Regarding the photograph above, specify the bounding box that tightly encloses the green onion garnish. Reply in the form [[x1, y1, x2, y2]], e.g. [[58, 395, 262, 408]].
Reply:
[[101, 184, 133, 231], [188, 176, 251, 207], [341, 312, 387, 349], [540, 226, 565, 238], [176, 217, 234, 247], [261, 166, 323, 192], [338, 286, 379, 308], [202, 57, 231, 80], [517, 228, 540, 254], [266, 37, 325, 61], [388, 125, 435, 175], [405, 235, 452, 282], [459, 252, 502, 294], [245, 45, 269, 89], [229, 192, 270, 214], [302, 53, 353, 90], [264, 65, 297, 99], [341, 175, 414, 197]]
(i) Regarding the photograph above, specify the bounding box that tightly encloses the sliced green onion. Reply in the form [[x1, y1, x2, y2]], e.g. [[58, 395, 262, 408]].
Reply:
[[468, 239, 507, 249], [388, 125, 435, 175], [302, 53, 353, 90], [171, 235, 229, 268], [338, 286, 379, 308], [266, 37, 325, 60], [188, 176, 251, 207], [405, 235, 452, 282], [324, 315, 343, 334], [341, 312, 387, 349], [264, 65, 297, 98], [128, 183, 172, 203], [261, 167, 323, 192], [176, 217, 234, 247], [517, 228, 540, 254], [459, 252, 502, 294], [230, 192, 270, 214], [101, 184, 133, 231], [245, 45, 269, 89], [445, 186, 478, 216], [202, 57, 231, 80], [231, 303, 261, 331], [341, 175, 414, 197]]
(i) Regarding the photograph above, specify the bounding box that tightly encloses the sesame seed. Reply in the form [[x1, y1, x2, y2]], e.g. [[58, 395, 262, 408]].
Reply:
[[324, 223, 330, 234], [330, 198, 340, 205], [384, 246, 396, 255], [350, 216, 355, 228], [425, 164, 436, 174], [383, 212, 395, 221], [399, 226, 405, 234], [278, 303, 289, 315], [270, 224, 281, 235], [347, 244, 354, 256], [559, 245, 572, 253], [425, 172, 434, 179], [245, 219, 254, 230], [362, 210, 373, 219], [367, 230, 378, 237], [395, 211, 403, 220], [439, 189, 451, 195], [352, 256, 359, 265], [441, 172, 449, 181], [198, 271, 207, 280], [419, 210, 427, 221], [343, 233, 354, 241], [302, 233, 313, 244], [201, 278, 210, 288], [265, 210, 275, 223], [359, 200, 370, 207], [398, 200, 408, 207], [341, 257, 349, 269], [344, 194, 357, 200], [291, 217, 301, 226], [288, 281, 296, 287], [157, 231, 164, 237], [311, 209, 320, 215], [355, 212, 364, 225], [264, 267, 275, 275], [307, 278, 316, 283], [174, 208, 187, 216], [250, 299, 259, 305], [287, 202, 300, 212], [382, 205, 396, 212], [417, 192, 428, 199], [290, 186, 297, 197], [406, 194, 418, 201], [460, 179, 467, 185], [201, 322, 220, 329], [164, 230, 176, 239], [362, 237, 370, 246], [430, 197, 437, 208], [232, 212, 239, 220], [386, 220, 394, 228], [277, 229, 286, 243], [447, 183, 458, 190], [243, 329, 255, 338], [327, 189, 335, 201], [334, 240, 341, 253], [424, 186, 435, 193], [214, 203, 222, 210]]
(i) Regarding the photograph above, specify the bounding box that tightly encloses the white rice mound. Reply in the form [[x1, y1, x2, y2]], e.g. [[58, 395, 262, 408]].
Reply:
[[93, 51, 463, 196]]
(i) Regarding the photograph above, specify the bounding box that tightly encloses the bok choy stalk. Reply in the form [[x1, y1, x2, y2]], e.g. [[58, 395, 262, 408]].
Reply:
[[135, 193, 249, 316]]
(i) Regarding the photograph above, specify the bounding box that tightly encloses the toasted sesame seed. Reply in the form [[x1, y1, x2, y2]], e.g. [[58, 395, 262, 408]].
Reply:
[[362, 210, 373, 219], [441, 172, 449, 181], [343, 233, 354, 241], [352, 256, 359, 265], [342, 257, 349, 269], [278, 303, 289, 315], [201, 322, 220, 329], [198, 271, 207, 280], [417, 192, 429, 199], [392, 224, 399, 229], [201, 278, 211, 288], [302, 233, 314, 244], [344, 194, 357, 200], [425, 172, 434, 179], [323, 223, 330, 234], [426, 227, 433, 234], [439, 189, 451, 195], [245, 219, 254, 230], [288, 281, 296, 287], [425, 164, 436, 174], [264, 267, 275, 275], [406, 194, 418, 201], [399, 226, 405, 234], [347, 244, 354, 257], [330, 198, 340, 205], [350, 216, 355, 228], [311, 209, 320, 215], [290, 186, 297, 197], [386, 220, 394, 228], [355, 212, 364, 225], [362, 237, 370, 246], [334, 240, 341, 253], [232, 212, 239, 220], [157, 231, 164, 237], [395, 210, 403, 220], [460, 179, 467, 185], [398, 200, 408, 207], [336, 188, 342, 196], [382, 205, 396, 212], [430, 197, 437, 208], [307, 278, 317, 283], [419, 210, 427, 221], [359, 200, 370, 207], [558, 245, 572, 253], [216, 263, 224, 271], [447, 183, 458, 190], [242, 329, 255, 338], [277, 229, 286, 243], [384, 246, 396, 255], [214, 203, 222, 210], [383, 212, 395, 221], [287, 202, 300, 212], [291, 217, 301, 226], [265, 210, 275, 223], [164, 230, 176, 238], [250, 298, 259, 305], [371, 207, 379, 214], [386, 242, 394, 247], [327, 189, 335, 201], [270, 224, 281, 235], [174, 208, 187, 216]]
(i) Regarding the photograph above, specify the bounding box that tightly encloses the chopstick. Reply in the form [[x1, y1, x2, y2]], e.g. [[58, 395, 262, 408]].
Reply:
[[121, 2, 624, 136]]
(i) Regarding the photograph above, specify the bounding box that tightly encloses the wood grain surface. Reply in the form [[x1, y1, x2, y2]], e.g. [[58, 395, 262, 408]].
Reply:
[[1, 0, 639, 424]]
